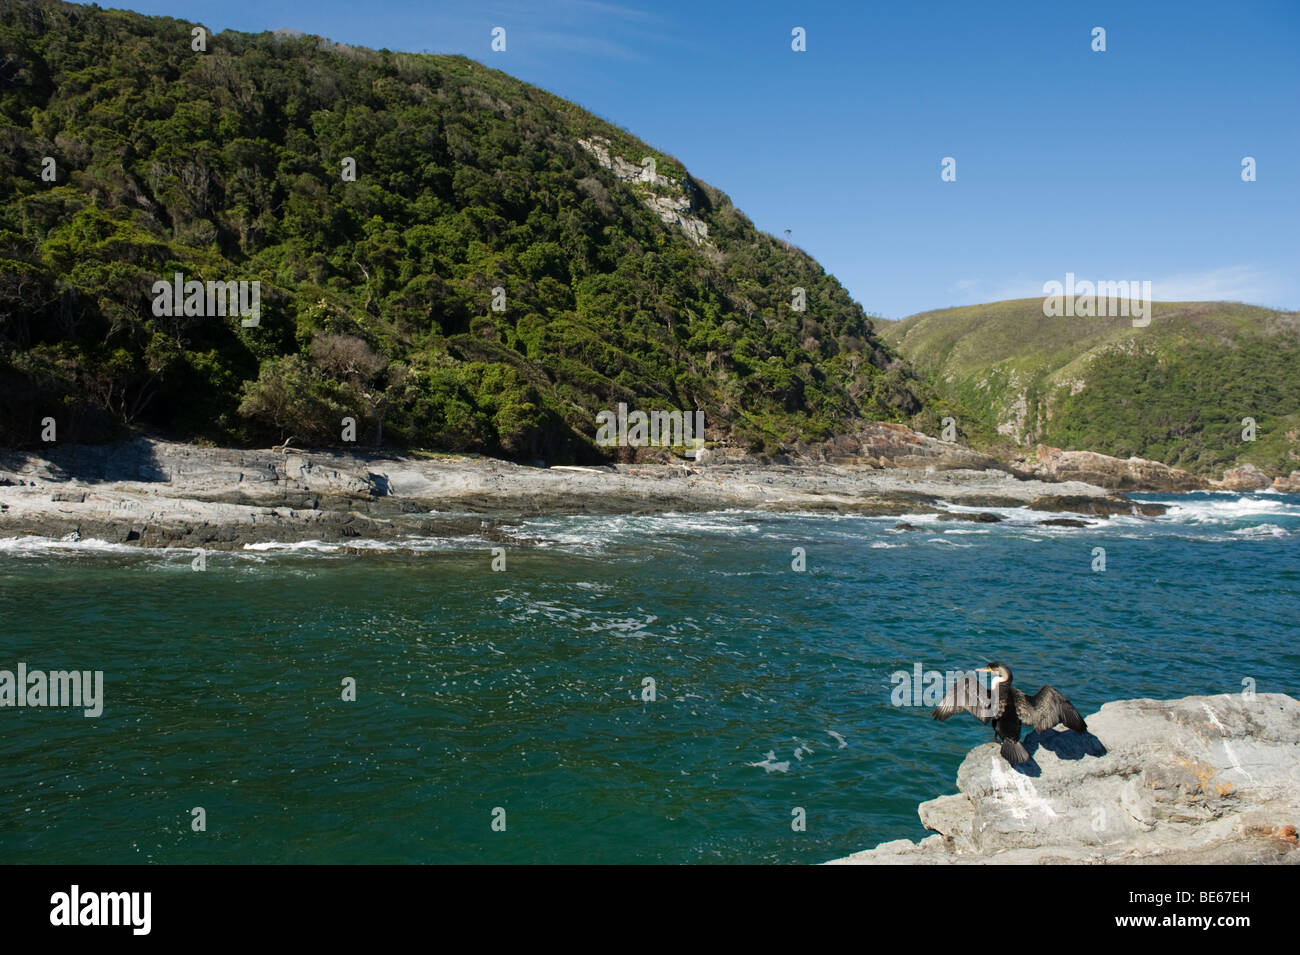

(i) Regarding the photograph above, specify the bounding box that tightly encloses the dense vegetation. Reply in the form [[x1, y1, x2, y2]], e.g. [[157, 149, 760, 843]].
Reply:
[[0, 0, 920, 460], [883, 299, 1300, 476]]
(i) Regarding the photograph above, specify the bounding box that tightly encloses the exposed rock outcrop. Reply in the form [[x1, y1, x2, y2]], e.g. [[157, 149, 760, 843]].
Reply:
[[828, 693, 1300, 864], [1272, 470, 1300, 493], [1020, 445, 1206, 492], [0, 438, 1153, 549], [818, 422, 1006, 471], [1219, 463, 1273, 491], [1025, 493, 1165, 517], [577, 136, 711, 246]]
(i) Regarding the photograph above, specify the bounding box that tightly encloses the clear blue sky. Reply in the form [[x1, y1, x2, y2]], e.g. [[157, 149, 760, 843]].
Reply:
[[81, 0, 1299, 317]]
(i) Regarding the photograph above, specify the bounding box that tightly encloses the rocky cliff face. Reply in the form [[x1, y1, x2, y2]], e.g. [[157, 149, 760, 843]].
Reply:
[[576, 135, 711, 246], [828, 693, 1300, 864]]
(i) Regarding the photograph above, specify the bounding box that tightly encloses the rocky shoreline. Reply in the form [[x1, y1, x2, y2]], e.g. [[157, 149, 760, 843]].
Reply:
[[827, 693, 1300, 865], [0, 436, 1176, 550]]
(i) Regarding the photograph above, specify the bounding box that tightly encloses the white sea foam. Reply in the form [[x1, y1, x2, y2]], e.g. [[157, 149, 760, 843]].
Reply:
[[941, 504, 1085, 525], [0, 536, 140, 556], [748, 750, 791, 774], [243, 539, 343, 552], [1156, 495, 1298, 525], [1229, 523, 1288, 538], [585, 613, 658, 637], [504, 510, 762, 552], [241, 535, 487, 553], [895, 513, 940, 524]]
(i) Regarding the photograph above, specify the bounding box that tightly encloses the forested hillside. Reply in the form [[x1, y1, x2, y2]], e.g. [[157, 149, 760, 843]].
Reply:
[[0, 0, 920, 459]]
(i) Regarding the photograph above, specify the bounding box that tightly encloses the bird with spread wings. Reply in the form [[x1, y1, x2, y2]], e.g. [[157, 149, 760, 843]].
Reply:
[[932, 662, 1087, 765]]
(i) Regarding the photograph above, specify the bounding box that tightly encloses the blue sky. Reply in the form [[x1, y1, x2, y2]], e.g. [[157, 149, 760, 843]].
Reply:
[[82, 0, 1299, 317]]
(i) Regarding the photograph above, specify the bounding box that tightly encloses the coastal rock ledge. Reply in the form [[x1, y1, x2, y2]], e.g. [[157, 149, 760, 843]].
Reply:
[[828, 693, 1300, 865]]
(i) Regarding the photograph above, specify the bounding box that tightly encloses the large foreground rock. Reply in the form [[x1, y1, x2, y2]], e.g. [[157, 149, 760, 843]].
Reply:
[[828, 693, 1300, 864]]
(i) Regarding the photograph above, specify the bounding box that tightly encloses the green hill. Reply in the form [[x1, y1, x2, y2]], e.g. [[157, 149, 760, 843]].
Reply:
[[883, 298, 1300, 476], [0, 0, 919, 459]]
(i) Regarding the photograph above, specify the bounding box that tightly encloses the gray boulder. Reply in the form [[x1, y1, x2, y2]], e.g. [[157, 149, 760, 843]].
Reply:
[[828, 693, 1300, 864]]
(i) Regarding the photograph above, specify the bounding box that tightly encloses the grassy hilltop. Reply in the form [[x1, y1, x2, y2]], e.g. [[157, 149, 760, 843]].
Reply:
[[883, 299, 1300, 476]]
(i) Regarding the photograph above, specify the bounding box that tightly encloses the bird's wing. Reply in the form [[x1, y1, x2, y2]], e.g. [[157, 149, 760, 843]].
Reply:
[[932, 672, 993, 722], [1015, 685, 1087, 732]]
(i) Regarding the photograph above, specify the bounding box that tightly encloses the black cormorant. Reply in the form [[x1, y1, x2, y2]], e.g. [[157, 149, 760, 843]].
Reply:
[[932, 662, 1087, 765]]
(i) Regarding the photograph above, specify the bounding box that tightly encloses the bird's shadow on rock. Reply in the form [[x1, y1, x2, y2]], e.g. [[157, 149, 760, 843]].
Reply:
[[1011, 755, 1043, 777], [1021, 728, 1107, 770]]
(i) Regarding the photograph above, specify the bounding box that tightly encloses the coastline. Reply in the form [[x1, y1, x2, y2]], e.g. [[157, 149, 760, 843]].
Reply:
[[2, 440, 1295, 866], [0, 437, 1172, 550]]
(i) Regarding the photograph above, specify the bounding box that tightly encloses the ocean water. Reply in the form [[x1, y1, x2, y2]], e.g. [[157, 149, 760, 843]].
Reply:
[[0, 491, 1296, 864]]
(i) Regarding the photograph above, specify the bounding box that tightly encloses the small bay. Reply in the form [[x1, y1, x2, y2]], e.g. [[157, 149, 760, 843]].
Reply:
[[0, 491, 1295, 864]]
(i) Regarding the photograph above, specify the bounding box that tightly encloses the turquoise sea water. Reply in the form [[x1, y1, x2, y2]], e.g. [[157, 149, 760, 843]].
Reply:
[[1, 491, 1297, 864]]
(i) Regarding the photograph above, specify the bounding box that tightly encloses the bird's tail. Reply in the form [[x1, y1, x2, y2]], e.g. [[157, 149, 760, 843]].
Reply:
[[1000, 738, 1030, 765]]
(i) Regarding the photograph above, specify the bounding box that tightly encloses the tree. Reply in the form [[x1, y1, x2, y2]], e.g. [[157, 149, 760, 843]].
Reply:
[[307, 331, 399, 446], [238, 354, 344, 443]]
